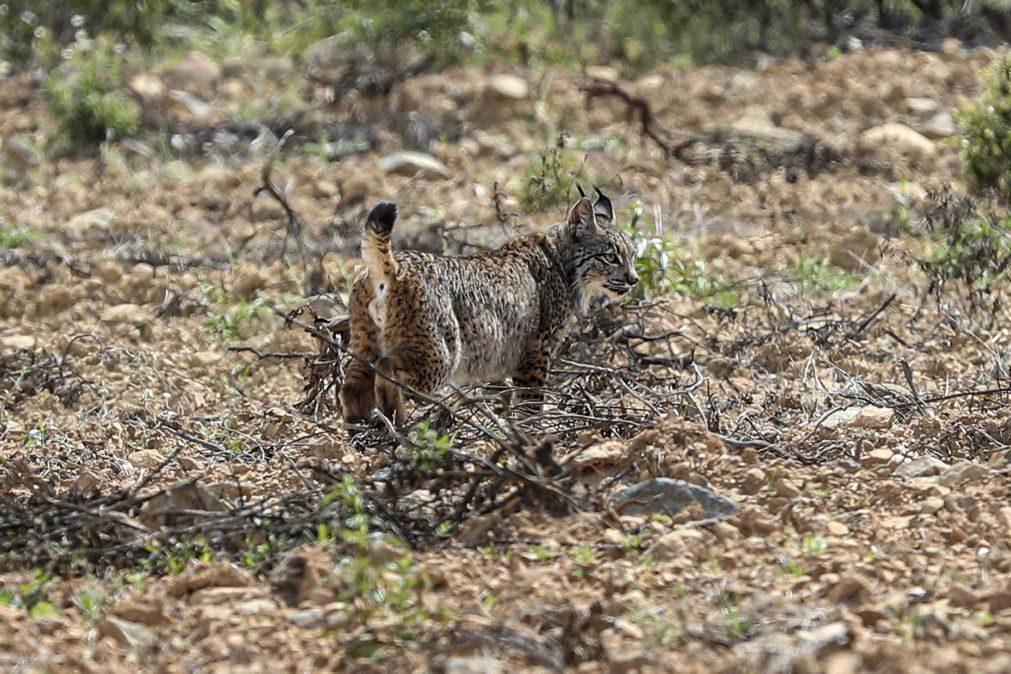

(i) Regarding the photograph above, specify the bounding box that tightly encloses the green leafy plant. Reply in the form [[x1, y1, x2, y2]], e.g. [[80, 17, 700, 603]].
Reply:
[[955, 56, 1011, 203], [407, 419, 455, 470], [623, 202, 738, 306], [790, 254, 858, 295], [0, 570, 58, 619], [0, 224, 37, 249], [45, 38, 140, 151]]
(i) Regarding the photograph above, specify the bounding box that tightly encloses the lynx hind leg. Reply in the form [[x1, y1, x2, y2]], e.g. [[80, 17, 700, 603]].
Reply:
[[340, 277, 380, 423], [374, 357, 408, 425]]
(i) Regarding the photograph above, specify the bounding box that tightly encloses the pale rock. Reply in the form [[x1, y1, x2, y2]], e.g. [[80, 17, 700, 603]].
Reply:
[[602, 528, 625, 546], [919, 111, 957, 139], [0, 334, 36, 351], [894, 455, 949, 479], [822, 407, 862, 429], [827, 574, 869, 602], [742, 467, 767, 495], [938, 461, 988, 487], [100, 303, 150, 325], [288, 607, 325, 628], [729, 107, 807, 147], [98, 616, 157, 651], [586, 65, 620, 83], [486, 73, 529, 100], [999, 506, 1011, 532], [162, 50, 221, 95], [921, 496, 945, 514], [235, 598, 278, 615], [851, 406, 894, 429], [775, 479, 801, 499], [857, 123, 937, 160], [905, 97, 941, 115], [128, 73, 165, 104], [73, 470, 104, 491], [190, 351, 222, 368], [68, 207, 116, 234], [111, 597, 165, 625], [441, 656, 503, 674], [3, 136, 41, 173], [569, 441, 627, 469], [230, 269, 269, 298], [647, 531, 689, 561], [168, 89, 212, 120], [824, 652, 861, 674], [378, 152, 450, 179], [826, 520, 849, 536], [861, 448, 894, 467], [128, 449, 165, 470]]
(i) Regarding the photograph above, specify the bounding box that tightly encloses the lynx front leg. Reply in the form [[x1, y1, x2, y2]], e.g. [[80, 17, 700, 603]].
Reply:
[[513, 343, 551, 414], [340, 279, 381, 423]]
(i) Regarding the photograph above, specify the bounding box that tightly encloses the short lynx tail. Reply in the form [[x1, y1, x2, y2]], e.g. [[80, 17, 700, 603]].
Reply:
[[362, 201, 399, 282]]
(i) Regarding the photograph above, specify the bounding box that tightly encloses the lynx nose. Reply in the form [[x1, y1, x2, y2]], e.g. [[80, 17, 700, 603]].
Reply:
[[626, 269, 639, 286]]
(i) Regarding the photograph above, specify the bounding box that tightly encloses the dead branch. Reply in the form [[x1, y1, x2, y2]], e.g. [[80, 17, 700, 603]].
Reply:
[[579, 78, 704, 162]]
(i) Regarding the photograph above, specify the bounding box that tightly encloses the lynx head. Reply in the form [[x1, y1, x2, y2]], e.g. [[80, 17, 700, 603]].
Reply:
[[559, 186, 638, 314]]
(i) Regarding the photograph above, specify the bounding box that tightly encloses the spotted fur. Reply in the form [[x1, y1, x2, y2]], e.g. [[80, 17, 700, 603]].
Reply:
[[340, 189, 638, 424]]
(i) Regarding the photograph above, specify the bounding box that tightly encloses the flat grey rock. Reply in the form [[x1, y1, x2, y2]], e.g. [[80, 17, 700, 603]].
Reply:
[[609, 478, 739, 521]]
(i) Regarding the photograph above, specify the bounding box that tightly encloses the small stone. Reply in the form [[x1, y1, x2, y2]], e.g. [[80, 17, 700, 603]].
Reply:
[[3, 136, 42, 172], [851, 406, 894, 429], [168, 90, 212, 120], [230, 269, 269, 298], [742, 468, 766, 495], [905, 97, 941, 115], [939, 461, 989, 487], [857, 123, 937, 160], [100, 303, 149, 325], [919, 111, 957, 139], [128, 450, 165, 470], [826, 521, 849, 536], [235, 599, 278, 615], [827, 574, 869, 602], [862, 448, 894, 467], [190, 351, 222, 367], [486, 74, 528, 100], [824, 652, 861, 674], [711, 521, 739, 542], [98, 616, 157, 651], [111, 597, 165, 625], [288, 608, 325, 628], [602, 529, 625, 546], [162, 50, 222, 95], [881, 516, 910, 529], [950, 584, 983, 608], [775, 479, 801, 498], [0, 334, 36, 351], [68, 207, 116, 234], [586, 65, 620, 82], [378, 152, 451, 180], [894, 455, 950, 479], [998, 506, 1011, 532], [921, 496, 945, 514], [128, 73, 165, 104]]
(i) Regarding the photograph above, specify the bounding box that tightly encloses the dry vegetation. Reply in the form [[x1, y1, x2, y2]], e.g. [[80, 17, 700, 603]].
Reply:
[[2, 23, 1011, 674]]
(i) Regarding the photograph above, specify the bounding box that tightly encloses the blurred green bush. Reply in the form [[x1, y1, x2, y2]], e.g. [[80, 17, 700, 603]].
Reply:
[[955, 56, 1011, 204]]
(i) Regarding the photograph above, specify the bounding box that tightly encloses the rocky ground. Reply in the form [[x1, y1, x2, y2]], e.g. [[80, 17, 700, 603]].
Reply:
[[2, 41, 1011, 673]]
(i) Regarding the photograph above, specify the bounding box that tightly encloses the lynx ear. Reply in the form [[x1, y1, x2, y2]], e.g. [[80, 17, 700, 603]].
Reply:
[[566, 197, 597, 236], [592, 186, 613, 223], [576, 183, 587, 199]]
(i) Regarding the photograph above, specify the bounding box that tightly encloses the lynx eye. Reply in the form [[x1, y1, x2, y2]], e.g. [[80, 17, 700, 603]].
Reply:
[[602, 252, 621, 265]]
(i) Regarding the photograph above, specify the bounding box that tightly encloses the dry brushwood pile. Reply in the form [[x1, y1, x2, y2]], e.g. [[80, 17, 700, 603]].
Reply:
[[3, 42, 1011, 673]]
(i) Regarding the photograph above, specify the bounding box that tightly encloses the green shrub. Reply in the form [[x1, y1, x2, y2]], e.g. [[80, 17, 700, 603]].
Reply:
[[955, 56, 1011, 203], [624, 202, 738, 307], [45, 40, 140, 150]]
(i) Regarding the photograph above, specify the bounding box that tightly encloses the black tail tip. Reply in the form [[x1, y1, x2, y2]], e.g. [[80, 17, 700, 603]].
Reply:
[[366, 201, 398, 234]]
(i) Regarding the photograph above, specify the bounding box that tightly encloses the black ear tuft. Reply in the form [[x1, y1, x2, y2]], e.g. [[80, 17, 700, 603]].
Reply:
[[592, 186, 613, 223], [576, 183, 587, 199], [566, 197, 596, 233]]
